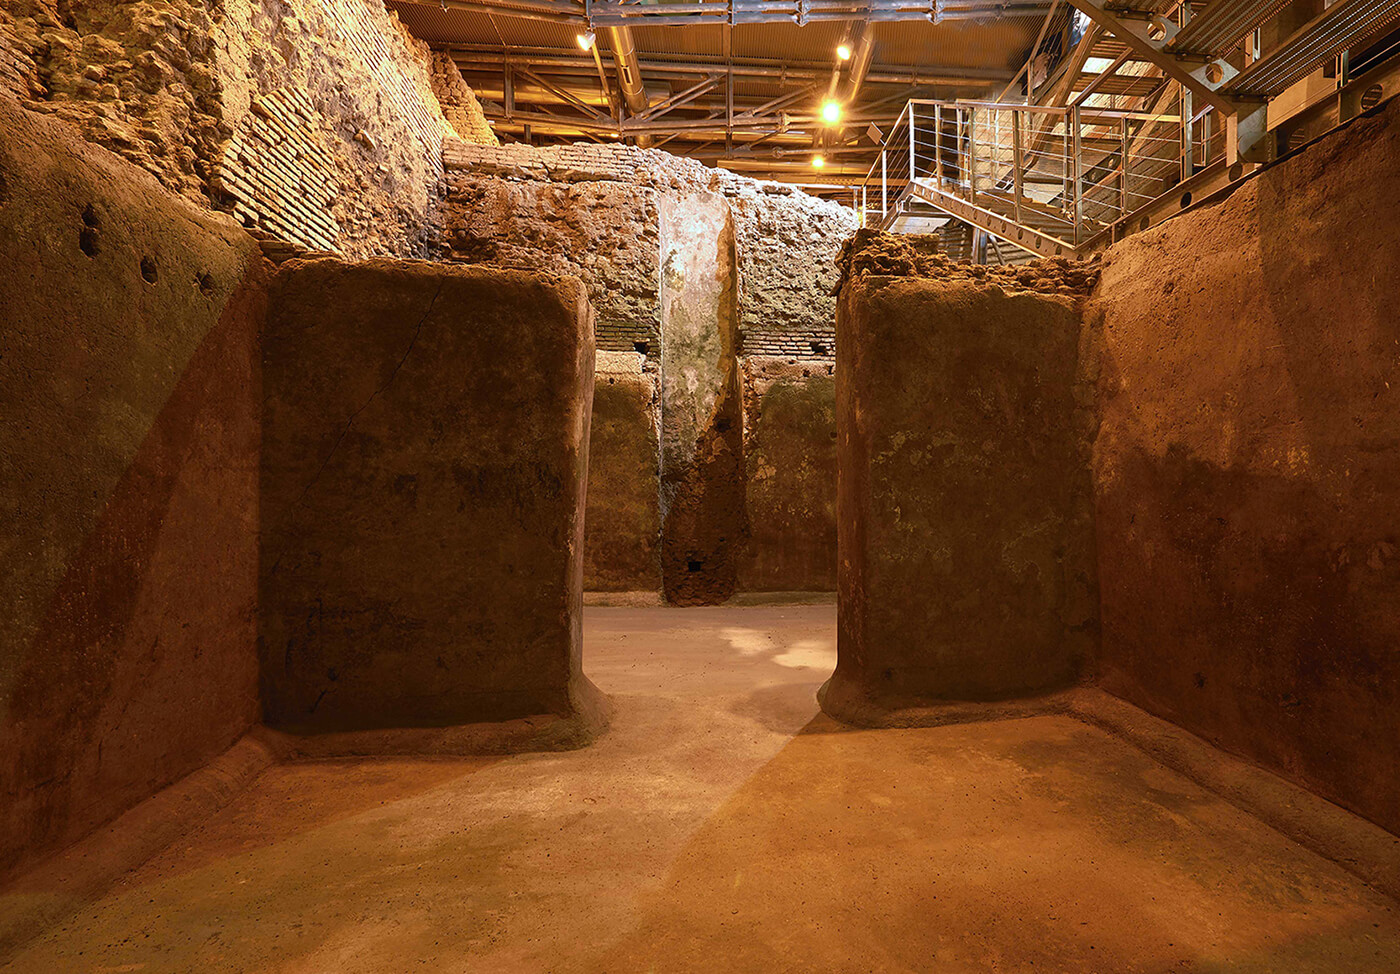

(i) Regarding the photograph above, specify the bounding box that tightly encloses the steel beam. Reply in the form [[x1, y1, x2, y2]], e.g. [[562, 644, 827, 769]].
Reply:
[[1065, 0, 1239, 114], [1222, 0, 1400, 98]]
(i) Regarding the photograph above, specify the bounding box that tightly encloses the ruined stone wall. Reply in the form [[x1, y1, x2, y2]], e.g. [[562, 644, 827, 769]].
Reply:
[[441, 138, 855, 596], [1, 0, 473, 256], [440, 137, 855, 361], [429, 50, 496, 147], [0, 97, 265, 879], [1090, 97, 1400, 836]]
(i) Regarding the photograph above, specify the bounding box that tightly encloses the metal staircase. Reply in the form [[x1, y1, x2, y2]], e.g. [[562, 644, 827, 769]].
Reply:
[[860, 0, 1400, 258]]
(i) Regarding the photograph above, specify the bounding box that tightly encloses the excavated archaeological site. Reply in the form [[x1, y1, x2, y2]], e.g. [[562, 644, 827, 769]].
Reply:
[[3, 0, 1400, 970]]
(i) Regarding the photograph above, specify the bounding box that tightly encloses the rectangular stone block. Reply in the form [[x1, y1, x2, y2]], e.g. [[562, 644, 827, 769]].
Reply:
[[827, 268, 1097, 722], [261, 259, 596, 731]]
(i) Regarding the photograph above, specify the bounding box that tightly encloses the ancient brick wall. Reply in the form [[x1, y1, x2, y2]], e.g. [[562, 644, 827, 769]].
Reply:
[[1, 0, 473, 256], [429, 50, 497, 146]]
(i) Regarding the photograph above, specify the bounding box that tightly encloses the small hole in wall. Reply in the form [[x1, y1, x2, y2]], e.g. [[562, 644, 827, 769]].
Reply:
[[1180, 191, 1193, 208], [197, 272, 216, 295], [687, 559, 703, 573], [140, 256, 158, 284], [79, 227, 99, 257], [716, 416, 732, 433], [82, 204, 99, 227], [633, 340, 650, 355], [607, 377, 616, 385], [810, 341, 829, 356]]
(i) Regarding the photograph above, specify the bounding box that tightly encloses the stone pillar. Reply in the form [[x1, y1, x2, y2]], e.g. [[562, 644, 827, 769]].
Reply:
[[260, 259, 601, 732], [658, 192, 747, 605], [824, 270, 1097, 724]]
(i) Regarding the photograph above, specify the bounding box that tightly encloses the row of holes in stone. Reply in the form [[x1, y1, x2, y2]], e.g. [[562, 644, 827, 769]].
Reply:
[[79, 205, 217, 294]]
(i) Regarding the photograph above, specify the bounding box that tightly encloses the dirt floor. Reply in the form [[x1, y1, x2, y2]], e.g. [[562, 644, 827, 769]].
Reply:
[[3, 603, 1399, 973]]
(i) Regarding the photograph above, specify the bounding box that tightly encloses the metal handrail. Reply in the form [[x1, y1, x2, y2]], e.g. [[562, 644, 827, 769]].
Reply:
[[857, 95, 1211, 259]]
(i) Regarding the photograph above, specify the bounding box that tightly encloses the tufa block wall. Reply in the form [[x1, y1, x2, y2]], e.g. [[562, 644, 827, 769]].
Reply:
[[260, 259, 600, 732], [1090, 96, 1400, 836], [442, 137, 856, 596], [0, 96, 266, 879]]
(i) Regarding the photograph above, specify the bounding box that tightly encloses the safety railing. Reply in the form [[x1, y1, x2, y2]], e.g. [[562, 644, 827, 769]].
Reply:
[[858, 97, 1225, 257]]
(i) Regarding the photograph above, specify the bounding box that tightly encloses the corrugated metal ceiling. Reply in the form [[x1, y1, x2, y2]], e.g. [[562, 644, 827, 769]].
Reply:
[[389, 1, 1042, 71]]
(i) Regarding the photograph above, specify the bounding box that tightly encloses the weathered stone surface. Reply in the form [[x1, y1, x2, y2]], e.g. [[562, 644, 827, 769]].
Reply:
[[442, 175, 663, 356], [730, 189, 850, 359], [739, 358, 837, 591], [1091, 96, 1400, 835], [658, 191, 747, 604], [260, 258, 599, 731], [0, 96, 265, 879], [826, 268, 1097, 721], [439, 142, 855, 599], [585, 352, 661, 592], [3, 0, 457, 256]]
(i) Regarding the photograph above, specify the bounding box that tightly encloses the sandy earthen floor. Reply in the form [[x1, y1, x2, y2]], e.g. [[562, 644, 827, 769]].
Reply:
[[4, 603, 1399, 972]]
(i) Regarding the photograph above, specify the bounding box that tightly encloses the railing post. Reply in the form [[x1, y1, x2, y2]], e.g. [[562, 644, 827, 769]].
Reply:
[[1119, 116, 1129, 219], [1062, 111, 1071, 216], [1180, 82, 1194, 181], [934, 103, 943, 184], [881, 150, 887, 220], [968, 107, 978, 199], [1071, 104, 1083, 247], [861, 184, 868, 228], [908, 101, 916, 184], [1012, 109, 1023, 225]]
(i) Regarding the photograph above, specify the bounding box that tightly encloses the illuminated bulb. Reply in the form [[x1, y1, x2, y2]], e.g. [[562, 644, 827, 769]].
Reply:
[[837, 44, 853, 61], [576, 30, 596, 50], [821, 100, 842, 125], [812, 154, 825, 169]]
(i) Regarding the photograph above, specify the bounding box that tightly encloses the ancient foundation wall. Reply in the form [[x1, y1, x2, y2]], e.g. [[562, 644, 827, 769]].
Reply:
[[260, 258, 598, 731], [1090, 98, 1400, 835], [0, 97, 265, 879], [825, 237, 1099, 722]]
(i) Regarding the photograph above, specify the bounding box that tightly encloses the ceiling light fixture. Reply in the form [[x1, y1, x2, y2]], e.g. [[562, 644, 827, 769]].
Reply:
[[576, 30, 596, 50], [821, 100, 842, 125], [812, 154, 825, 169], [837, 44, 853, 61]]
